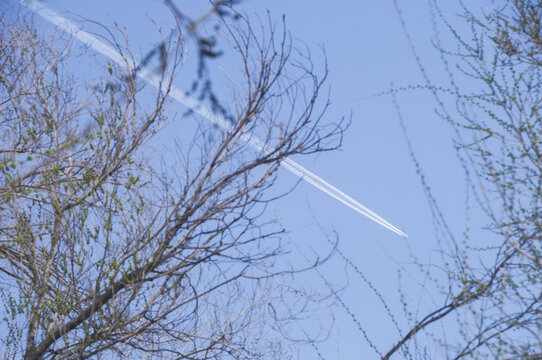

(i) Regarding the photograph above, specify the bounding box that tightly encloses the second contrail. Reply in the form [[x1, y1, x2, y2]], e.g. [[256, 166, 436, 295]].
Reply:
[[19, 0, 407, 237]]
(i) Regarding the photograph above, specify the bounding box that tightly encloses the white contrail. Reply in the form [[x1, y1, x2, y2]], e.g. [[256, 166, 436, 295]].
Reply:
[[19, 0, 407, 237]]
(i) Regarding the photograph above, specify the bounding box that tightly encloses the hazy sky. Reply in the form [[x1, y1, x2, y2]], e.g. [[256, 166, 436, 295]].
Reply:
[[9, 1, 485, 358]]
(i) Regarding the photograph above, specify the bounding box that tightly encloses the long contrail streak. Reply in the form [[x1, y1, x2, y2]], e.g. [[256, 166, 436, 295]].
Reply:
[[20, 0, 407, 237]]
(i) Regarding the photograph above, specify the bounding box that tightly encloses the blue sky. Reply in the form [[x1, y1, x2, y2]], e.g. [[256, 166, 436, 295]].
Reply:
[[7, 0, 490, 358]]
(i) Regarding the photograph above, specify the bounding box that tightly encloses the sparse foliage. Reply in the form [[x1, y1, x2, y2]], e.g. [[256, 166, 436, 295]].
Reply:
[[328, 1, 542, 359], [0, 5, 342, 359], [380, 1, 542, 358]]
